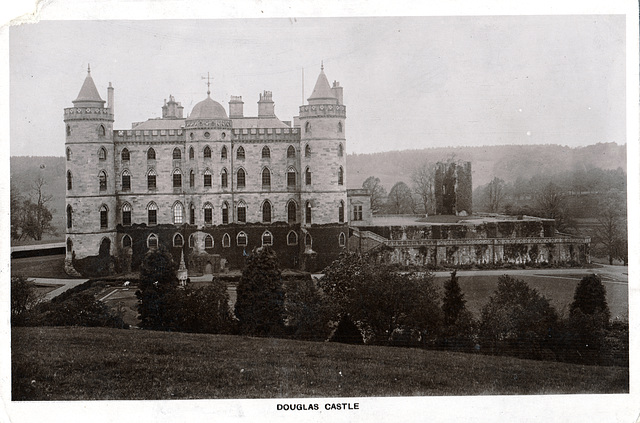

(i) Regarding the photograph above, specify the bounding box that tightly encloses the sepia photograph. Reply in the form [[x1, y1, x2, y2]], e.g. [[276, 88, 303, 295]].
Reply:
[[2, 1, 638, 422]]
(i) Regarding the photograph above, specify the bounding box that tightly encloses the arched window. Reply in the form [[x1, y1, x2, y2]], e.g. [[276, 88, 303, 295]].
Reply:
[[121, 148, 130, 161], [147, 148, 156, 160], [147, 202, 158, 225], [338, 121, 343, 133], [100, 204, 108, 229], [173, 233, 184, 247], [173, 147, 182, 160], [147, 169, 157, 190], [189, 170, 195, 188], [287, 167, 296, 188], [262, 201, 272, 223], [338, 166, 344, 185], [262, 146, 270, 158], [338, 143, 344, 157], [305, 121, 310, 133], [204, 169, 212, 188], [122, 235, 132, 249], [222, 202, 229, 224], [98, 125, 106, 136], [122, 202, 132, 226], [173, 169, 182, 188], [287, 200, 297, 223], [121, 170, 131, 191], [305, 201, 312, 225], [66, 205, 73, 229], [66, 125, 71, 137], [148, 234, 158, 249], [204, 146, 211, 159], [204, 202, 213, 225], [305, 233, 312, 249], [305, 144, 311, 158], [339, 200, 345, 223], [221, 168, 228, 188], [98, 147, 107, 161], [237, 168, 246, 188], [236, 146, 245, 160], [189, 234, 196, 248], [262, 168, 271, 188], [189, 146, 194, 160], [222, 233, 231, 248], [204, 234, 214, 249], [221, 145, 227, 159], [66, 238, 73, 253], [173, 202, 184, 224], [287, 230, 298, 245], [189, 203, 195, 225], [98, 170, 107, 191], [189, 132, 195, 140], [237, 200, 247, 223], [67, 171, 73, 190], [287, 145, 296, 158], [66, 147, 72, 161], [339, 232, 346, 247], [262, 231, 273, 246], [237, 231, 248, 247], [305, 167, 312, 185]]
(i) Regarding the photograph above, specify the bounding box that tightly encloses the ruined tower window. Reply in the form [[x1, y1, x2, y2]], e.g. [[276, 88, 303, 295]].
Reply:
[[205, 235, 214, 249], [305, 121, 311, 133], [147, 202, 158, 225], [190, 170, 195, 188], [173, 233, 184, 248], [221, 145, 227, 159], [222, 233, 231, 248], [98, 125, 106, 136], [67, 171, 73, 190], [338, 143, 344, 157], [237, 231, 248, 247], [173, 148, 182, 160], [121, 148, 130, 162], [66, 147, 72, 161], [237, 201, 247, 223], [221, 168, 228, 188], [262, 168, 271, 188], [338, 122, 343, 133], [305, 167, 312, 185], [98, 147, 107, 161], [99, 171, 107, 191], [100, 205, 108, 229], [305, 201, 312, 225], [305, 144, 311, 158], [262, 146, 271, 159], [339, 201, 345, 223], [338, 166, 344, 185], [66, 125, 71, 137], [173, 169, 182, 188], [147, 169, 157, 190], [204, 146, 211, 159], [287, 200, 297, 223], [237, 168, 246, 188], [147, 234, 158, 249], [122, 203, 132, 226], [262, 231, 273, 246], [236, 146, 245, 160], [287, 145, 296, 158], [287, 231, 298, 245], [339, 232, 346, 247], [66, 205, 73, 229], [204, 169, 212, 188], [122, 235, 132, 249], [189, 147, 195, 160], [287, 167, 296, 188], [222, 202, 229, 224], [189, 203, 195, 225], [204, 203, 213, 225], [262, 201, 272, 223], [121, 170, 131, 191], [147, 148, 156, 160], [173, 202, 184, 224]]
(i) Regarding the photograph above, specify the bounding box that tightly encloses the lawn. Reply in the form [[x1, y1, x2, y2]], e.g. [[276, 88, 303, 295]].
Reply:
[[11, 327, 628, 400], [11, 254, 74, 279]]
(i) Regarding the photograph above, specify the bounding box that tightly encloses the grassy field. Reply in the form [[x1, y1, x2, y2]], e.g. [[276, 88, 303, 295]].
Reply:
[[11, 255, 75, 279], [11, 327, 628, 400]]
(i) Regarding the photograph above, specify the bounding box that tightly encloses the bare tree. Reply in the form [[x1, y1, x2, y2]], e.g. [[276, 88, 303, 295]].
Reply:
[[17, 176, 56, 241], [387, 181, 415, 214], [534, 182, 575, 233], [486, 177, 506, 213], [362, 176, 387, 214], [411, 162, 435, 214], [592, 194, 627, 265]]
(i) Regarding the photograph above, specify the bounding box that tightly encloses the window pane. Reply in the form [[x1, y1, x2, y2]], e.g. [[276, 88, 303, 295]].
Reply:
[[237, 206, 246, 223]]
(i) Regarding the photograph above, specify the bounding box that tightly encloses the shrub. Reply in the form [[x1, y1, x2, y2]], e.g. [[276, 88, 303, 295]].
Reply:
[[570, 274, 611, 322], [136, 246, 180, 330], [11, 276, 41, 326], [329, 314, 363, 345], [284, 278, 332, 341], [39, 291, 128, 328]]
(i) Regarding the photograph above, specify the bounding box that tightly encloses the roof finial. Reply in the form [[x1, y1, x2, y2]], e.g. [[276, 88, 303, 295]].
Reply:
[[88, 63, 91, 74], [202, 72, 212, 96], [321, 60, 324, 71]]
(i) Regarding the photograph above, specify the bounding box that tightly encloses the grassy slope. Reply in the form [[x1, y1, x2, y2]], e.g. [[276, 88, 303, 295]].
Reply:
[[12, 327, 627, 400]]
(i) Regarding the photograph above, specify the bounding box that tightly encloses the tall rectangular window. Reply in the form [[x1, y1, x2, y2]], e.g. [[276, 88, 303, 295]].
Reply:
[[353, 205, 363, 221], [222, 207, 229, 224], [237, 206, 246, 223], [148, 209, 157, 225], [122, 174, 131, 191]]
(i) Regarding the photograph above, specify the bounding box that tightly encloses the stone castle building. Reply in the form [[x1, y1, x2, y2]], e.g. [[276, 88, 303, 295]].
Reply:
[[64, 65, 348, 274]]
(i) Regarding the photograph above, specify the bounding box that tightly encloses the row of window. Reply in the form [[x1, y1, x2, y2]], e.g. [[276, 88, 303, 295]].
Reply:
[[118, 230, 346, 250], [66, 200, 347, 229], [66, 143, 345, 163], [66, 166, 344, 192]]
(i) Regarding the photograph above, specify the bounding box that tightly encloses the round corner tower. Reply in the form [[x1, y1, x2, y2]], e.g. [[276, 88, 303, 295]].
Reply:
[[64, 66, 116, 264]]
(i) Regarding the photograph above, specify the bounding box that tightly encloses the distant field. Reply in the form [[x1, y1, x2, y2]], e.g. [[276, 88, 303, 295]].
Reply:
[[11, 254, 74, 279], [11, 327, 628, 400]]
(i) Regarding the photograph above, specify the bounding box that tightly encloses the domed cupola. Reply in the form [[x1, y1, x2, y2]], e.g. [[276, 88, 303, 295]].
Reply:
[[187, 96, 229, 120]]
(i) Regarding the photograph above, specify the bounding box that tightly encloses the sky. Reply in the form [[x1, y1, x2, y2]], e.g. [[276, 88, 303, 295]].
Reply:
[[8, 15, 627, 157]]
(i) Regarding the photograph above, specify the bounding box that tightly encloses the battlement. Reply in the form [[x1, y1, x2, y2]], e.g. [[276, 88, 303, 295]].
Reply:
[[113, 128, 185, 142], [231, 127, 300, 142], [64, 107, 114, 122], [298, 104, 346, 118]]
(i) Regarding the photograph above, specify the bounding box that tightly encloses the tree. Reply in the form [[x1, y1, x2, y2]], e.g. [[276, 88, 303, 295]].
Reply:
[[234, 247, 286, 336], [387, 181, 415, 214], [485, 177, 506, 213], [167, 281, 234, 334], [362, 176, 387, 214], [11, 276, 41, 326], [442, 271, 466, 326], [284, 278, 332, 341], [136, 246, 180, 330], [479, 275, 559, 359], [440, 271, 475, 351], [534, 182, 575, 233], [11, 177, 56, 241], [570, 274, 610, 322], [411, 162, 435, 214], [592, 194, 627, 265]]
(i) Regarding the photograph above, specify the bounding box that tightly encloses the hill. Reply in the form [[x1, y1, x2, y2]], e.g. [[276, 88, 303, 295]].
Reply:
[[12, 326, 627, 400]]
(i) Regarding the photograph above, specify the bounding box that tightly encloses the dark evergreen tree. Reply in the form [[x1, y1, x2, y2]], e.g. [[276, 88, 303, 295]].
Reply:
[[330, 314, 363, 345], [136, 246, 179, 330], [284, 278, 332, 341], [234, 247, 285, 336], [570, 274, 610, 322], [442, 270, 466, 326]]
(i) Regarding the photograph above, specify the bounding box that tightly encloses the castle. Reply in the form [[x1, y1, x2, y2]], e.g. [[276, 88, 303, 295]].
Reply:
[[64, 65, 348, 274]]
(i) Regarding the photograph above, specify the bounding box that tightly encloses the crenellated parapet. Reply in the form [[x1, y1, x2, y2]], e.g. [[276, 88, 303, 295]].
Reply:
[[184, 119, 232, 129], [298, 104, 346, 118], [64, 107, 114, 122], [231, 127, 300, 142], [114, 128, 184, 142]]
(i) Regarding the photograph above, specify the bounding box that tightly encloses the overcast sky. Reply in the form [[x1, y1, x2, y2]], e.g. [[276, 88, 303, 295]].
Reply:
[[9, 15, 626, 156]]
